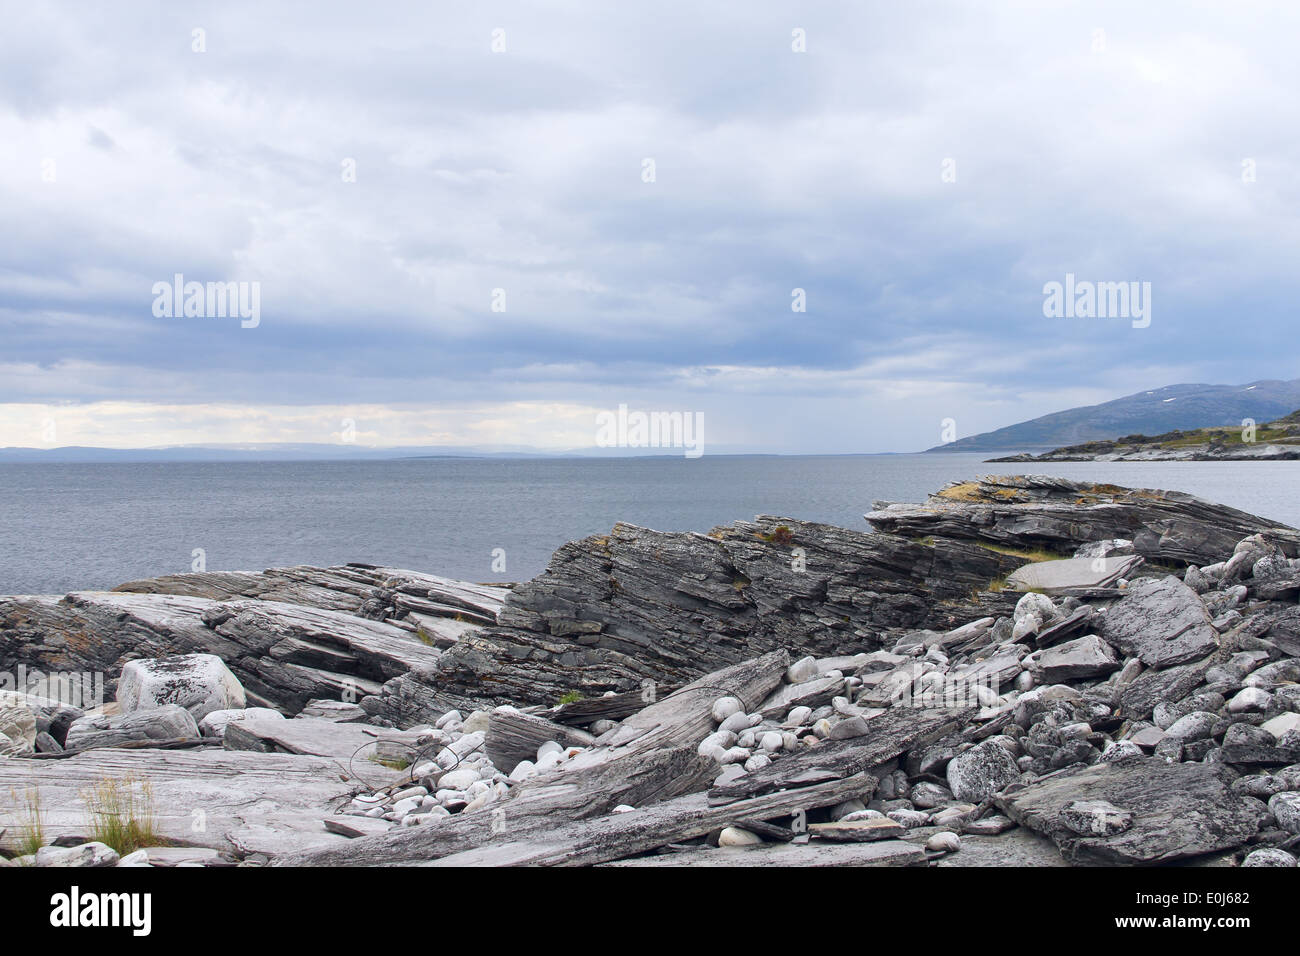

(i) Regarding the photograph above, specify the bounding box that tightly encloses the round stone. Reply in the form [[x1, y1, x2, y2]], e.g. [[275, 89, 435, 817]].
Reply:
[[1268, 792, 1300, 834], [718, 826, 762, 847], [1164, 711, 1218, 742], [719, 711, 758, 735], [711, 696, 743, 723], [1242, 848, 1296, 867], [786, 657, 819, 684], [786, 706, 813, 726], [925, 832, 961, 853], [946, 740, 1019, 802]]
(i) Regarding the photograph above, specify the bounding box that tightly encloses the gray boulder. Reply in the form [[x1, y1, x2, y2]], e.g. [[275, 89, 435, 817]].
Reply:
[[1097, 576, 1218, 668], [117, 653, 246, 720], [64, 704, 200, 750], [0, 692, 38, 755], [1006, 556, 1142, 595], [1242, 848, 1296, 867], [947, 739, 1020, 802], [998, 757, 1261, 865], [1268, 792, 1300, 834], [34, 842, 120, 867], [1026, 635, 1120, 682]]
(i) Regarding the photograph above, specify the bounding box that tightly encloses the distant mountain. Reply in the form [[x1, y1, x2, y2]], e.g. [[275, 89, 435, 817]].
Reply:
[[927, 379, 1300, 453], [988, 408, 1300, 462]]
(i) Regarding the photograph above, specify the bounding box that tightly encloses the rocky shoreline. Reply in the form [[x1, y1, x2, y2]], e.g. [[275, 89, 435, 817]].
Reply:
[[3, 475, 1300, 868], [989, 410, 1300, 462]]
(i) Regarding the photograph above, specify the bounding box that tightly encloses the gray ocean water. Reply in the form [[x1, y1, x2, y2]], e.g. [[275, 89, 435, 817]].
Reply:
[[3, 453, 1298, 595]]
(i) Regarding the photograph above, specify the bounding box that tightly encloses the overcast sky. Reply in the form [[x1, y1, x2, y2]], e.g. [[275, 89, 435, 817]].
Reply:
[[2, 1, 1297, 453]]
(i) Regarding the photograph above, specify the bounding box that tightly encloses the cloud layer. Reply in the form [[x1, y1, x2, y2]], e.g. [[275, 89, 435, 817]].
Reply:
[[2, 1, 1298, 452]]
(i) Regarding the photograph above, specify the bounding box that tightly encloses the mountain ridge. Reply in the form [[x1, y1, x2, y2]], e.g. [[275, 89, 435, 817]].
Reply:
[[927, 378, 1300, 452]]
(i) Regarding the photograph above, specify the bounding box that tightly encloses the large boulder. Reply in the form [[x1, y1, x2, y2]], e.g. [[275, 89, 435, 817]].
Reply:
[[198, 706, 285, 738], [0, 691, 38, 755], [64, 705, 199, 750], [947, 739, 1019, 802], [1025, 635, 1120, 683], [1096, 576, 1218, 668], [33, 842, 120, 868], [998, 757, 1261, 864], [117, 654, 246, 720], [865, 476, 1300, 566]]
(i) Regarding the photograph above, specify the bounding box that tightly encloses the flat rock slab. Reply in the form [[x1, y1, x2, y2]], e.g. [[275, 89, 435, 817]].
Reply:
[[996, 757, 1259, 865], [1026, 634, 1120, 683], [1117, 657, 1216, 719], [932, 828, 1069, 867], [223, 713, 428, 764], [810, 818, 907, 842], [1006, 556, 1142, 594], [323, 816, 395, 839], [0, 748, 404, 858], [1098, 576, 1219, 668], [601, 839, 925, 867]]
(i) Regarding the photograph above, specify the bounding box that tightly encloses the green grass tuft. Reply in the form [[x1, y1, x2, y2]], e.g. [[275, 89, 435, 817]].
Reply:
[[82, 775, 164, 856], [12, 787, 46, 857]]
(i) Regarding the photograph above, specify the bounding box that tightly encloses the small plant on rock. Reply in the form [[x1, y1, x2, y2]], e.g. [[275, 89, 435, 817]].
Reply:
[[13, 787, 46, 857], [82, 775, 162, 855]]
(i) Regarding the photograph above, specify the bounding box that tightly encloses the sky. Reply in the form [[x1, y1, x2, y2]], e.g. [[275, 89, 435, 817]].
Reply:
[[1, 1, 1298, 454]]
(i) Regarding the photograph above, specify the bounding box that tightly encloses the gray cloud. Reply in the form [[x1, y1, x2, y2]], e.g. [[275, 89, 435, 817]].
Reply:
[[1, 1, 1298, 452]]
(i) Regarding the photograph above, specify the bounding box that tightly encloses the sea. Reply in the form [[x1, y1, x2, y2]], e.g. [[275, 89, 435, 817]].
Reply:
[[3, 453, 1299, 595]]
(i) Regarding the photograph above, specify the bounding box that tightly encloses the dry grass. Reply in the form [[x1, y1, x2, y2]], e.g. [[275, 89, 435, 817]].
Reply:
[[973, 541, 1068, 563], [935, 481, 984, 502], [82, 775, 163, 855], [12, 786, 46, 857]]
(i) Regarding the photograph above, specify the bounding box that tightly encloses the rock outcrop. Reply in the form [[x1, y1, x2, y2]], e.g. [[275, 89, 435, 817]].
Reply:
[[865, 475, 1300, 566], [360, 518, 1024, 722], [0, 568, 508, 714]]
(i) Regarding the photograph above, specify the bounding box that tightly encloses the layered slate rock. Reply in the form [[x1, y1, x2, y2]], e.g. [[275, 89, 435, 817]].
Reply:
[[997, 758, 1260, 864], [222, 712, 428, 761], [360, 517, 1023, 718], [0, 567, 491, 714], [113, 563, 507, 626], [64, 704, 200, 750], [0, 691, 38, 755], [866, 475, 1300, 566], [1096, 576, 1219, 668], [1025, 634, 1120, 683]]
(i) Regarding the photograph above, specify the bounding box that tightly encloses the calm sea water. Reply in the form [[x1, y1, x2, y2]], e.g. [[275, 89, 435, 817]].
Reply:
[[2, 454, 1299, 595]]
